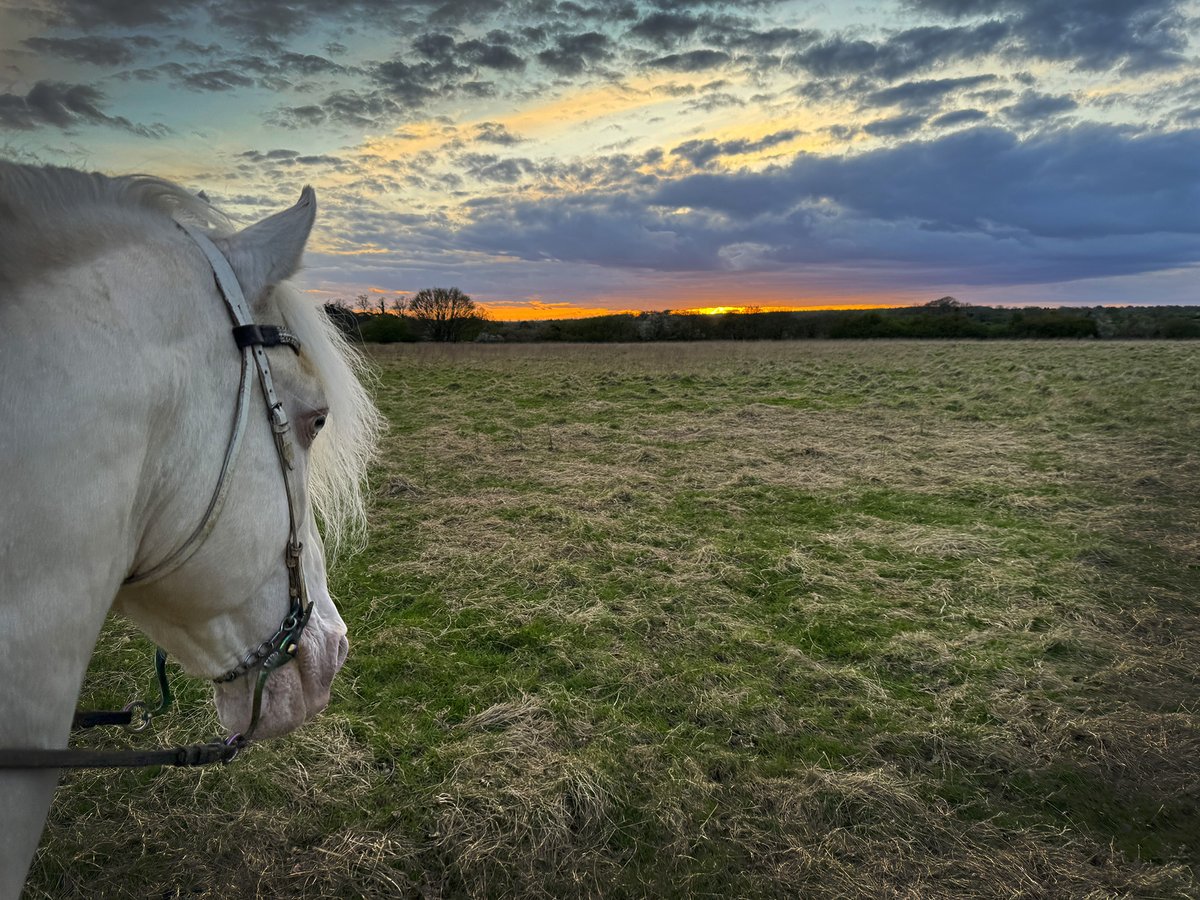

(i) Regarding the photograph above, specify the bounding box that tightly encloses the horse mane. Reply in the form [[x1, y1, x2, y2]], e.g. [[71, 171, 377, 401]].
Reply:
[[0, 162, 231, 284], [275, 279, 384, 556], [0, 161, 382, 556]]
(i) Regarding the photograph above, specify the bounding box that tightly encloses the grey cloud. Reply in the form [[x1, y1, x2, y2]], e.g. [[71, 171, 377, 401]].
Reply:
[[1001, 91, 1078, 123], [685, 90, 743, 112], [34, 0, 195, 29], [459, 153, 536, 183], [268, 104, 329, 127], [648, 49, 730, 71], [182, 68, 255, 91], [792, 22, 1009, 80], [413, 33, 457, 59], [429, 0, 506, 25], [863, 113, 927, 137], [461, 81, 497, 96], [474, 121, 524, 144], [238, 148, 348, 167], [865, 75, 998, 110], [931, 108, 988, 127], [652, 125, 1200, 240], [22, 35, 160, 66], [0, 80, 168, 137], [629, 12, 703, 47], [372, 56, 461, 104], [275, 52, 348, 76], [715, 26, 819, 54], [536, 32, 613, 75], [454, 124, 1200, 285], [457, 39, 526, 71], [906, 0, 1191, 73], [672, 129, 801, 167], [271, 88, 403, 128]]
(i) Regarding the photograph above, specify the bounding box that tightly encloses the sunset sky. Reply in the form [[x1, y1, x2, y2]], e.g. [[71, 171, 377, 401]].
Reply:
[[3, 0, 1199, 318]]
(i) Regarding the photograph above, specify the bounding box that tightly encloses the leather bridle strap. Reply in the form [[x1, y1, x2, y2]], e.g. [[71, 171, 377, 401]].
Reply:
[[0, 741, 241, 769], [162, 221, 314, 744]]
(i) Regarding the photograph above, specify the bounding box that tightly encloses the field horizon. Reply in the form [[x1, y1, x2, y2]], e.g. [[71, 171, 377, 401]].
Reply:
[[30, 340, 1200, 898]]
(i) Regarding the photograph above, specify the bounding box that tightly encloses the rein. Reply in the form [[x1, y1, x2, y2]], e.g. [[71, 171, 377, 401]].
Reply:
[[0, 222, 313, 770]]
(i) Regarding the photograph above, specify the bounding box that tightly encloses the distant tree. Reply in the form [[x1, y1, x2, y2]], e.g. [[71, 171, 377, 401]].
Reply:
[[359, 314, 416, 343], [389, 294, 408, 316], [925, 296, 965, 310], [408, 286, 486, 341]]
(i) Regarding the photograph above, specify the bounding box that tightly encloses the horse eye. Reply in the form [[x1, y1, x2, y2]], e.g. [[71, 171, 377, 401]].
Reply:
[[313, 415, 327, 432]]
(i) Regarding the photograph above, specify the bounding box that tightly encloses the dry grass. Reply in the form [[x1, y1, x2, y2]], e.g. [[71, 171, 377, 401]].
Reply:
[[28, 340, 1200, 898]]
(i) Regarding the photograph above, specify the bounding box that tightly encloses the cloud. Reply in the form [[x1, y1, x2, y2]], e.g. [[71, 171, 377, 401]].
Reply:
[[22, 35, 160, 66], [791, 23, 1008, 80], [458, 39, 525, 71], [930, 108, 988, 127], [537, 32, 613, 75], [906, 0, 1191, 73], [372, 55, 462, 105], [672, 129, 801, 167], [0, 80, 168, 136], [628, 12, 703, 47], [474, 121, 524, 145], [653, 125, 1200, 239], [180, 68, 255, 91], [414, 31, 526, 71], [34, 0, 194, 29], [1001, 90, 1078, 124], [448, 124, 1200, 287], [458, 153, 537, 183], [648, 49, 730, 72], [865, 75, 998, 110], [237, 148, 349, 168], [271, 88, 403, 128], [862, 112, 927, 137]]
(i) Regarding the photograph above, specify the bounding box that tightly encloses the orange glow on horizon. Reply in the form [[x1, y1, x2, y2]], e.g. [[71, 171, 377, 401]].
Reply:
[[479, 303, 643, 321], [477, 301, 908, 322]]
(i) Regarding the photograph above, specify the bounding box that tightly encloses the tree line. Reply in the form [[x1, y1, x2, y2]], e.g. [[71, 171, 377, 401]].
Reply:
[[326, 292, 1200, 343], [325, 287, 488, 343]]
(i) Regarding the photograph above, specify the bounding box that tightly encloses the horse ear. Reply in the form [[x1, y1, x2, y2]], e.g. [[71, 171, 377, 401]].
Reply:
[[218, 186, 316, 309]]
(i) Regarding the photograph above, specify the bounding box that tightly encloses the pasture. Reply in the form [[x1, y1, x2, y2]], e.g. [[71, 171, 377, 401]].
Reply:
[[29, 341, 1200, 898]]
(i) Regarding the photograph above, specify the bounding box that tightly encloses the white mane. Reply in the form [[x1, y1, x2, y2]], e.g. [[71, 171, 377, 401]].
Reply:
[[0, 161, 382, 555], [0, 162, 230, 284], [276, 279, 383, 555]]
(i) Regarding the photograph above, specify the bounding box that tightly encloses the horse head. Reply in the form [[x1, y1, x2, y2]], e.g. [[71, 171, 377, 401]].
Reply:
[[112, 187, 379, 739]]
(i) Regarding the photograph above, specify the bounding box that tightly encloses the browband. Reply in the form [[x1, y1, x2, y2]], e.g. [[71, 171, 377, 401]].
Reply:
[[233, 324, 302, 354]]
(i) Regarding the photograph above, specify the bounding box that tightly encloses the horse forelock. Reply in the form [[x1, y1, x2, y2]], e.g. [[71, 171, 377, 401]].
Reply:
[[271, 284, 384, 559]]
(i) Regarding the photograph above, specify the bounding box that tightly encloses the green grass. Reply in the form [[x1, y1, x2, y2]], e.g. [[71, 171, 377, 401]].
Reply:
[[29, 340, 1200, 898]]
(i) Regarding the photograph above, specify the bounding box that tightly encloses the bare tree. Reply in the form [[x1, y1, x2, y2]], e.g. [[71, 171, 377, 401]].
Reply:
[[389, 294, 408, 316], [408, 287, 486, 341]]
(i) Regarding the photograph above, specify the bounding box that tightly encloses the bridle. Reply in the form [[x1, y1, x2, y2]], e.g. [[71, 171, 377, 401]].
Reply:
[[0, 222, 314, 770]]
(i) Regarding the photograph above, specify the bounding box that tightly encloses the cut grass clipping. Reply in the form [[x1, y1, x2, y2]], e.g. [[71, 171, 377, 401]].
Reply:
[[29, 341, 1200, 898]]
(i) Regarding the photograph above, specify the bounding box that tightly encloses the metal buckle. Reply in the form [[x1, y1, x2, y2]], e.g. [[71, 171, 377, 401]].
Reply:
[[122, 700, 153, 733]]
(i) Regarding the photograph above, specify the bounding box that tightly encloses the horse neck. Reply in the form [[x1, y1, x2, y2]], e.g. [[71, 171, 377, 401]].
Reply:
[[0, 233, 222, 747], [0, 227, 232, 897]]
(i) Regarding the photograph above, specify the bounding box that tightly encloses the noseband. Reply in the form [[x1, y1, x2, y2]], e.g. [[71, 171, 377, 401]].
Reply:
[[0, 221, 314, 769]]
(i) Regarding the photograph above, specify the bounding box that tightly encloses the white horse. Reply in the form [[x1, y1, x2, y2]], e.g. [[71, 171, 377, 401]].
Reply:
[[0, 162, 381, 896]]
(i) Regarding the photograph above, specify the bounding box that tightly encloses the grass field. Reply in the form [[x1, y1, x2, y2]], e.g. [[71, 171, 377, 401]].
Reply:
[[28, 341, 1200, 898]]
